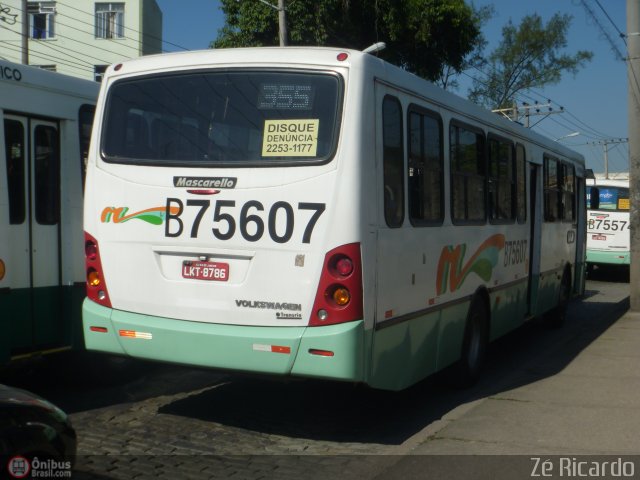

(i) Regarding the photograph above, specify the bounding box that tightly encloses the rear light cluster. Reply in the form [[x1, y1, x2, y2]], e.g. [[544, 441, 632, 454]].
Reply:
[[84, 232, 112, 308], [308, 243, 363, 327]]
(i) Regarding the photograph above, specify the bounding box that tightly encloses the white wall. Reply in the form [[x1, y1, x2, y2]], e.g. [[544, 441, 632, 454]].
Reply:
[[0, 0, 162, 81]]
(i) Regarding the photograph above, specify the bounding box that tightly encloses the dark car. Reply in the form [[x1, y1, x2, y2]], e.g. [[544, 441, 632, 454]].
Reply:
[[0, 384, 76, 474]]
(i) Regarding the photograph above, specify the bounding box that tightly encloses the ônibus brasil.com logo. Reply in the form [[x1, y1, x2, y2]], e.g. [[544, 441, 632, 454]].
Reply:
[[7, 456, 72, 478]]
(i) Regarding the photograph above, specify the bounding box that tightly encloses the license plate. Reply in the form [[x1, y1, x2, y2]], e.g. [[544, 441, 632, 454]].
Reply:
[[182, 261, 229, 281], [592, 235, 606, 241]]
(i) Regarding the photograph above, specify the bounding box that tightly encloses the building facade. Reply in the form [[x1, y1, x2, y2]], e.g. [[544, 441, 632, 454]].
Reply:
[[0, 0, 162, 81]]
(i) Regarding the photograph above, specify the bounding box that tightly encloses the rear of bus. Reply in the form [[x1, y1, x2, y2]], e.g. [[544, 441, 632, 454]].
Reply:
[[586, 178, 630, 267], [82, 48, 369, 382]]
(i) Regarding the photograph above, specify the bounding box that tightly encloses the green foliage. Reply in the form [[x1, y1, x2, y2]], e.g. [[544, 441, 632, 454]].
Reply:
[[212, 0, 484, 82], [468, 13, 593, 109]]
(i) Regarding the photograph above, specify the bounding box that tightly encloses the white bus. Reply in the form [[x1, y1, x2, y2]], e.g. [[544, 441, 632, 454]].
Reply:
[[0, 60, 99, 363], [586, 173, 630, 268], [82, 47, 586, 391]]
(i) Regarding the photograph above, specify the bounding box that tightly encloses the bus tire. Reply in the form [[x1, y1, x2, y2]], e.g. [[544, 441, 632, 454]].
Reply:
[[547, 269, 571, 329], [452, 296, 489, 388]]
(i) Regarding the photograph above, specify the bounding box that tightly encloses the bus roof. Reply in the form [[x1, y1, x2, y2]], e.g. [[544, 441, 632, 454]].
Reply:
[[0, 59, 98, 100], [101, 46, 584, 170]]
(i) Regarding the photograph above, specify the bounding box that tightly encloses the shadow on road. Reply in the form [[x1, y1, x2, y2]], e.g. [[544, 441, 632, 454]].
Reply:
[[158, 293, 629, 445], [0, 279, 630, 447]]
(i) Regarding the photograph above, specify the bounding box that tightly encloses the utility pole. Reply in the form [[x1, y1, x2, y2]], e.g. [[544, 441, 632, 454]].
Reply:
[[628, 0, 640, 310], [278, 0, 287, 47], [588, 139, 629, 179], [257, 0, 287, 46], [21, 0, 28, 64], [492, 101, 564, 127]]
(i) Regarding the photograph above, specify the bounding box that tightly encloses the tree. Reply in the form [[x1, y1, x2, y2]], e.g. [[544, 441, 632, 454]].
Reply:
[[468, 13, 593, 109], [435, 3, 494, 91], [212, 0, 485, 82]]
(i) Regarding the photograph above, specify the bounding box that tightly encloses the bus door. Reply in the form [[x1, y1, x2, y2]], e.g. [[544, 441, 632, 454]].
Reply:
[[527, 162, 542, 315], [3, 115, 61, 354]]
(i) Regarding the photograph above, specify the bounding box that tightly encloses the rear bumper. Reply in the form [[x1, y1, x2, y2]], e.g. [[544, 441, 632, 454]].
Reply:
[[586, 250, 630, 265], [82, 299, 364, 382]]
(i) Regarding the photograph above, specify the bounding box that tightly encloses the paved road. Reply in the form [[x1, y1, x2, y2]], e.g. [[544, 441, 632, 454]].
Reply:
[[1, 268, 630, 479]]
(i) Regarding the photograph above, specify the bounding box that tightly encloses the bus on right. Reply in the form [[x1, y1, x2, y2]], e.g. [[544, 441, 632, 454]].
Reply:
[[586, 172, 630, 270]]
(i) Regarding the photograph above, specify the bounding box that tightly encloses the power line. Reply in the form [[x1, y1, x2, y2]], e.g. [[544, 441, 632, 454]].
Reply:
[[0, 38, 93, 73], [579, 0, 625, 61], [593, 0, 627, 46], [53, 0, 190, 52], [0, 23, 110, 69]]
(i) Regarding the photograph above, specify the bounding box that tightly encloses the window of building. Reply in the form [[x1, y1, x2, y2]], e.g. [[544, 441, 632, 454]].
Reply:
[[450, 122, 486, 224], [488, 135, 515, 223], [95, 3, 125, 39], [28, 1, 56, 39], [516, 144, 526, 223], [382, 95, 404, 227], [407, 106, 443, 225]]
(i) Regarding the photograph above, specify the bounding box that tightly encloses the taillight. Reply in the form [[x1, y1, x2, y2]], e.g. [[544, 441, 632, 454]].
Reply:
[[84, 232, 112, 308], [308, 243, 363, 327]]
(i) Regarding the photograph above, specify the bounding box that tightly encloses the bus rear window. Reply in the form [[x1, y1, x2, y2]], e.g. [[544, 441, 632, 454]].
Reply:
[[101, 70, 342, 166], [587, 186, 630, 211]]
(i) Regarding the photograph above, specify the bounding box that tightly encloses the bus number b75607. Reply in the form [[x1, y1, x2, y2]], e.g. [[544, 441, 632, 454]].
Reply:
[[165, 198, 325, 244]]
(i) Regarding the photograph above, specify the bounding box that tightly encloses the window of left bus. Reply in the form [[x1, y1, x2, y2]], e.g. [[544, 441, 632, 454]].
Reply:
[[4, 120, 26, 224], [79, 104, 95, 190], [101, 70, 342, 166], [34, 125, 60, 225]]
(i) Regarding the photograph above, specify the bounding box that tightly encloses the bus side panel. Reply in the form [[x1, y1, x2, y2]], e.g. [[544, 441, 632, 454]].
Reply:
[[0, 117, 11, 363], [369, 313, 440, 391], [489, 280, 529, 341], [536, 223, 575, 314]]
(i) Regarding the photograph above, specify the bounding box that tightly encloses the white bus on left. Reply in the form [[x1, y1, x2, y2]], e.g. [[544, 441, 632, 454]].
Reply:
[[0, 60, 99, 363]]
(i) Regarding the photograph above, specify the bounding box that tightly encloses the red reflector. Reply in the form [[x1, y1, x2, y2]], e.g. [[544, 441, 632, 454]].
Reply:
[[90, 326, 108, 333], [309, 349, 335, 357], [337, 52, 348, 61], [271, 345, 291, 354]]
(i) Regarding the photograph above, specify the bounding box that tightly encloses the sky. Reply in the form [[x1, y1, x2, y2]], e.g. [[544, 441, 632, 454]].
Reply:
[[154, 0, 630, 174]]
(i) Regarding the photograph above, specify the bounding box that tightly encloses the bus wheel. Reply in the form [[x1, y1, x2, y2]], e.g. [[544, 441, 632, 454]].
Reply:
[[452, 296, 488, 387], [547, 270, 571, 329]]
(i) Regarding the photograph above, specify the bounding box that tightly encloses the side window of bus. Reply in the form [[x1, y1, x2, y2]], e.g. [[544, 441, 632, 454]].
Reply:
[[450, 121, 486, 224], [587, 186, 599, 209], [34, 125, 60, 225], [382, 95, 404, 227], [562, 163, 576, 222], [543, 155, 560, 222], [78, 104, 95, 191], [407, 106, 443, 225], [516, 143, 526, 223], [487, 135, 515, 223], [4, 119, 26, 224]]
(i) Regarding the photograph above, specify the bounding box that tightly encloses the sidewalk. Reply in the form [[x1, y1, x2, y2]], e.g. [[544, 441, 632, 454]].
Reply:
[[367, 295, 639, 479], [405, 309, 640, 455]]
